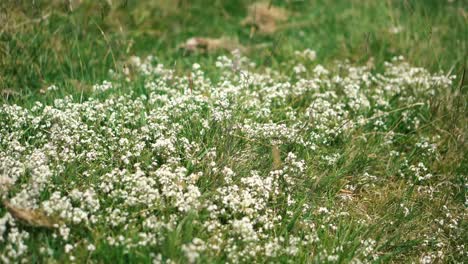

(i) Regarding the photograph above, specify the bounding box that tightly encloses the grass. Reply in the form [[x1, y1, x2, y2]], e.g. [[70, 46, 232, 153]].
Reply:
[[0, 0, 467, 263], [1, 0, 466, 101]]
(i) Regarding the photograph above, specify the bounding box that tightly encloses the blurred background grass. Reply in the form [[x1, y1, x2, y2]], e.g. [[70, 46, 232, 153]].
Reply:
[[0, 0, 466, 103]]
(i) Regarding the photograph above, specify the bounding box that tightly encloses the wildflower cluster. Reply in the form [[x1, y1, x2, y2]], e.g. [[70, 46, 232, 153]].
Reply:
[[0, 51, 464, 263]]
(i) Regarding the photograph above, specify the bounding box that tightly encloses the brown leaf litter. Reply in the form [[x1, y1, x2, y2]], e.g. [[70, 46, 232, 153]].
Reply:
[[1, 89, 20, 99], [241, 2, 289, 35], [3, 200, 58, 228], [179, 37, 244, 53], [272, 145, 282, 170]]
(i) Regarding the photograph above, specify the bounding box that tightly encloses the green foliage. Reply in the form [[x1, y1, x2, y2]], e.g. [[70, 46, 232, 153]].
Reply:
[[0, 0, 466, 263]]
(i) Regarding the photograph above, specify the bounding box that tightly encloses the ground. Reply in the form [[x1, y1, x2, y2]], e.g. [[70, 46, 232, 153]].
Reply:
[[0, 0, 466, 263]]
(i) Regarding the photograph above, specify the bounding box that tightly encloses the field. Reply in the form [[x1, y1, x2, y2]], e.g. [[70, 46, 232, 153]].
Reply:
[[0, 0, 467, 263]]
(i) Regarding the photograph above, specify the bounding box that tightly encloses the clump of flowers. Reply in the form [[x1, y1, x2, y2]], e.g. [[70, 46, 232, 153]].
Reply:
[[0, 50, 463, 263]]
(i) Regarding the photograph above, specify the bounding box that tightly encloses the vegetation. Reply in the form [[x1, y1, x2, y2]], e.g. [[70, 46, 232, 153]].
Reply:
[[0, 0, 466, 263]]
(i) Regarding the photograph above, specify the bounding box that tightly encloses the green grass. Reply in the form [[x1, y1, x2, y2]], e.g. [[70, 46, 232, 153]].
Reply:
[[1, 0, 466, 102], [0, 0, 467, 263]]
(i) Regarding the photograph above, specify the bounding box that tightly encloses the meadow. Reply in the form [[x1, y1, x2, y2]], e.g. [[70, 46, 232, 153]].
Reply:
[[0, 0, 466, 263]]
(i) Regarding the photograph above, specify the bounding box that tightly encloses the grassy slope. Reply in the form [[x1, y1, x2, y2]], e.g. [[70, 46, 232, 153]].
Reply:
[[0, 0, 467, 263]]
